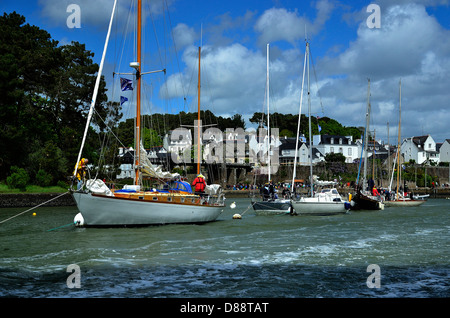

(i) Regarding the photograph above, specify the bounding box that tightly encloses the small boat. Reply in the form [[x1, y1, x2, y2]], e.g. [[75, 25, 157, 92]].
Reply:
[[351, 190, 384, 210], [412, 194, 429, 201], [289, 39, 349, 216], [251, 198, 292, 215], [251, 44, 292, 216], [291, 188, 350, 216], [384, 196, 426, 207]]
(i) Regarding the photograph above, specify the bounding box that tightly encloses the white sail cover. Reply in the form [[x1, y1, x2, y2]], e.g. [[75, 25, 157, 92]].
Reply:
[[86, 179, 114, 196], [139, 142, 180, 180]]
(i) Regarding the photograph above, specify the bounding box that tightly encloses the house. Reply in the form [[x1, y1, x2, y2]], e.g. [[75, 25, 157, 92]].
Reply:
[[401, 135, 439, 164], [279, 137, 309, 165], [438, 139, 450, 163], [312, 134, 360, 163]]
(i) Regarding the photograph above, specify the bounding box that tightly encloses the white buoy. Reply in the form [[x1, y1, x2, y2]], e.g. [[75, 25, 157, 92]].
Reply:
[[232, 213, 242, 219], [230, 202, 236, 209], [74, 213, 85, 227]]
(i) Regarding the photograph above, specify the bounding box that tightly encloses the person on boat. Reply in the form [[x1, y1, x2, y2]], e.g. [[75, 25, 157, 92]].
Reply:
[[192, 174, 207, 195], [74, 158, 89, 190], [372, 187, 380, 197]]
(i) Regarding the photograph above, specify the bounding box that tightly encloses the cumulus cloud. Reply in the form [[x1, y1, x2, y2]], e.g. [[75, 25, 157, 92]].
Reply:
[[316, 2, 450, 142], [254, 0, 334, 46]]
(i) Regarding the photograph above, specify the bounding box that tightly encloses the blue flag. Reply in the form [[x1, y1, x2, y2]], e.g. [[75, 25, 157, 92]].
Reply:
[[318, 125, 322, 132], [120, 96, 128, 105], [120, 77, 133, 91]]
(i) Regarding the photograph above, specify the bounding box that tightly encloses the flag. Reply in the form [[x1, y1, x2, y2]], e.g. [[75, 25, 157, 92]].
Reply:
[[120, 96, 128, 105], [318, 125, 322, 132], [120, 77, 133, 91]]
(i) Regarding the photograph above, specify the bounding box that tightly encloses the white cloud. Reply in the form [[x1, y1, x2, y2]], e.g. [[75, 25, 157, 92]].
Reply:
[[172, 23, 197, 49], [316, 2, 450, 142], [254, 0, 334, 46]]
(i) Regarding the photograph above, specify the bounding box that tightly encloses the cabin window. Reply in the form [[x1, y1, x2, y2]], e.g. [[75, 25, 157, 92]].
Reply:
[[152, 197, 158, 201], [181, 198, 185, 203], [167, 197, 172, 202]]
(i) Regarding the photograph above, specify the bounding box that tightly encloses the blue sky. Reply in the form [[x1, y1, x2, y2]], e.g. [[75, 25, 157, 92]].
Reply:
[[2, 0, 450, 144]]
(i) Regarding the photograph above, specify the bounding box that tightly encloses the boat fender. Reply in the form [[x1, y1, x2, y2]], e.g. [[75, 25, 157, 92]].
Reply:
[[348, 193, 352, 202], [74, 213, 85, 227], [232, 213, 242, 219], [230, 202, 236, 209], [344, 202, 351, 210]]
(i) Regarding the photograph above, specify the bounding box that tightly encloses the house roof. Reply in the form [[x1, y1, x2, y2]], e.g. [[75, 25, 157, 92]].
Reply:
[[279, 138, 305, 150], [411, 135, 430, 147], [316, 134, 355, 145]]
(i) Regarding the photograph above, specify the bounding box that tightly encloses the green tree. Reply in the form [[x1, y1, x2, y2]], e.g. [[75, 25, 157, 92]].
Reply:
[[0, 12, 121, 184]]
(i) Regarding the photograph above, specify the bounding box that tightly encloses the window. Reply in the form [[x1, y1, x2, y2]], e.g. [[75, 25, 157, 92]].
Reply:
[[348, 148, 352, 156], [330, 147, 334, 153]]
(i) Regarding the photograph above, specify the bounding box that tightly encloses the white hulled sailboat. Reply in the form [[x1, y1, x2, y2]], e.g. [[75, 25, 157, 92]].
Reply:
[[71, 0, 225, 226], [290, 39, 349, 216]]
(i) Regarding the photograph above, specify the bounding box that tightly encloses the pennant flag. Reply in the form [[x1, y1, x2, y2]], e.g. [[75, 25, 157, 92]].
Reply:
[[318, 125, 322, 132], [120, 96, 128, 105], [120, 77, 133, 91]]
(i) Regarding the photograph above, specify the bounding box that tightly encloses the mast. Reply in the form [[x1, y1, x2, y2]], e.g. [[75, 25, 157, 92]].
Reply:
[[363, 79, 370, 191], [306, 41, 313, 197], [291, 42, 307, 190], [396, 79, 402, 199], [134, 0, 142, 185], [267, 43, 270, 181], [197, 46, 201, 175], [73, 0, 117, 179]]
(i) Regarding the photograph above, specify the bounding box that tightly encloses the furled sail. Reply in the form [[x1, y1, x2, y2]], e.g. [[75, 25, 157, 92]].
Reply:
[[139, 142, 179, 180]]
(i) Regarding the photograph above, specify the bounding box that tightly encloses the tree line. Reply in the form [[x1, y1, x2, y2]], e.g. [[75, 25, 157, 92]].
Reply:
[[0, 12, 364, 190]]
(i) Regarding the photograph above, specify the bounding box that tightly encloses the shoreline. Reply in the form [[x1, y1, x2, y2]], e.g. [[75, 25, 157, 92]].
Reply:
[[1, 187, 449, 208]]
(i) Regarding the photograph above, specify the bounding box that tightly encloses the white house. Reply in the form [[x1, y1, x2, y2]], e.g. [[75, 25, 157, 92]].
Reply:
[[438, 139, 450, 163], [313, 135, 361, 163], [401, 135, 439, 164], [279, 137, 310, 165]]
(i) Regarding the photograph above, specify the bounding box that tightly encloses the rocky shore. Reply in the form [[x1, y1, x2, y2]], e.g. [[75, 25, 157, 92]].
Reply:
[[0, 192, 75, 208]]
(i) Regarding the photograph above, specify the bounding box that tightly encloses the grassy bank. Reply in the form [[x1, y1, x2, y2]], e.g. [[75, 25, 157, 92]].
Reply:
[[0, 184, 68, 194]]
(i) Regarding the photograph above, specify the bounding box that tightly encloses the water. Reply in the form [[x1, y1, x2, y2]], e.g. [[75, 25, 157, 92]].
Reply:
[[0, 198, 448, 300]]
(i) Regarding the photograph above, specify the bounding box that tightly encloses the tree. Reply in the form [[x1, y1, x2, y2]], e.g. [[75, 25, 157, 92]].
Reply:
[[0, 12, 121, 184]]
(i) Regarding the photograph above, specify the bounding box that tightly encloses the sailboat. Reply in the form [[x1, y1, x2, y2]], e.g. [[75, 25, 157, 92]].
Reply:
[[290, 39, 349, 216], [384, 80, 425, 207], [251, 44, 291, 215], [351, 79, 384, 210], [70, 0, 225, 226]]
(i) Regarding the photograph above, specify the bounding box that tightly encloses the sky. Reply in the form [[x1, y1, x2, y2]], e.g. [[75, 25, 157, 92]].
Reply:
[[2, 0, 450, 145]]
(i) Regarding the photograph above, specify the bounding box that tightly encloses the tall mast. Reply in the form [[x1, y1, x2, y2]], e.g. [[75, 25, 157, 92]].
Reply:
[[135, 0, 142, 185], [267, 43, 270, 181], [197, 46, 201, 175], [363, 79, 370, 190], [396, 79, 402, 198], [306, 41, 313, 197]]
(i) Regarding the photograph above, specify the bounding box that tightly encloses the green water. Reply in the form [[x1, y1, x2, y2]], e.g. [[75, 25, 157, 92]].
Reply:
[[0, 198, 448, 298]]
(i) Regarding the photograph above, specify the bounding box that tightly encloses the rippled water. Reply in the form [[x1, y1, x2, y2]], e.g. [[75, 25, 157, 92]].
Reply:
[[0, 198, 448, 299]]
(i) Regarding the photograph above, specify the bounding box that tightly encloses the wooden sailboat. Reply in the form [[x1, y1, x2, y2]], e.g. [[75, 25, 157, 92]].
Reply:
[[251, 43, 291, 215], [290, 39, 349, 215], [384, 79, 424, 207], [71, 0, 225, 226], [351, 79, 384, 210]]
